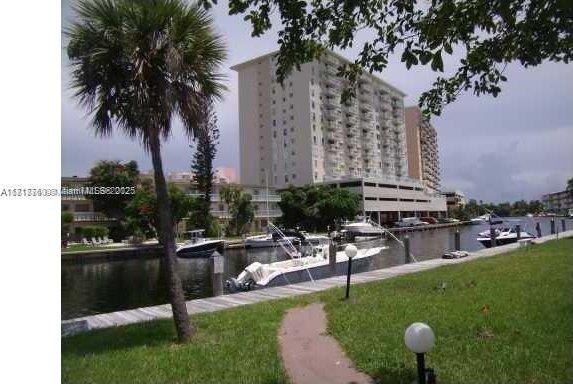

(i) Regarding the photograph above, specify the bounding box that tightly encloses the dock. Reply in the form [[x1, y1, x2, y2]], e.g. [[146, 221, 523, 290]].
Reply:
[[61, 230, 573, 336]]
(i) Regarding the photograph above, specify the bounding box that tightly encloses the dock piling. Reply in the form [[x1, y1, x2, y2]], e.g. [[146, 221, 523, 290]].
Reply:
[[535, 222, 542, 238], [562, 219, 566, 232], [454, 230, 460, 251], [329, 242, 337, 275], [550, 219, 556, 235], [516, 225, 521, 242], [211, 251, 224, 297], [490, 227, 497, 248], [404, 236, 411, 264]]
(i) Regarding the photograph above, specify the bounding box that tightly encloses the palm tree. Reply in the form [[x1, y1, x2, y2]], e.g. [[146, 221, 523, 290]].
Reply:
[[65, 0, 226, 342]]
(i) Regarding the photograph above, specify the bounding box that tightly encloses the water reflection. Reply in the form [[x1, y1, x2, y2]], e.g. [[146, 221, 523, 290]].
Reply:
[[62, 217, 569, 319]]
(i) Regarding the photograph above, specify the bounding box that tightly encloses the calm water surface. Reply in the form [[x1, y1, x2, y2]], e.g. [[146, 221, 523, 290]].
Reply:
[[62, 217, 570, 319]]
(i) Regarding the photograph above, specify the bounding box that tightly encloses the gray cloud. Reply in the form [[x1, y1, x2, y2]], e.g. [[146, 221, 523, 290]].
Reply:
[[61, 1, 573, 202]]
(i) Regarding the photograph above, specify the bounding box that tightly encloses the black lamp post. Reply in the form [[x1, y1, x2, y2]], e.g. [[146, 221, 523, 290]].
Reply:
[[344, 244, 357, 299], [405, 322, 436, 384]]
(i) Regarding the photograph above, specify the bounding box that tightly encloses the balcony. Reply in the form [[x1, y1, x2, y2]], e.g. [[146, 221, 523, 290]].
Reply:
[[344, 115, 358, 126], [324, 85, 341, 97], [358, 92, 371, 103], [73, 212, 113, 222], [360, 83, 373, 94], [344, 103, 358, 115], [324, 108, 340, 121], [360, 111, 374, 121], [360, 103, 374, 113], [325, 76, 342, 88]]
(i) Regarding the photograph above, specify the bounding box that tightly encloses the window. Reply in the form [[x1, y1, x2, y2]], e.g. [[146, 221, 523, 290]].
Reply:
[[312, 102, 315, 109], [285, 175, 289, 183], [273, 120, 276, 127], [272, 100, 276, 104], [313, 124, 316, 131], [290, 104, 294, 110], [282, 97, 286, 102], [289, 93, 293, 98], [273, 131, 277, 138], [283, 128, 287, 136], [313, 136, 317, 144], [292, 174, 296, 179], [272, 88, 276, 94], [290, 115, 294, 120], [75, 203, 90, 212]]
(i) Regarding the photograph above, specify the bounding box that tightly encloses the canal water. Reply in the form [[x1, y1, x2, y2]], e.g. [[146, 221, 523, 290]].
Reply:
[[62, 217, 570, 320]]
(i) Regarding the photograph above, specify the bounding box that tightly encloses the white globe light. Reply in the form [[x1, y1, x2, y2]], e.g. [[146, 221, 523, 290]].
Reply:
[[404, 322, 435, 353], [344, 244, 358, 259]]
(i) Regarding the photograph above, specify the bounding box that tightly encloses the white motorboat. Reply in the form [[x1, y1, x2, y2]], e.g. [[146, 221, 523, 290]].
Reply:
[[470, 213, 503, 225], [176, 230, 225, 258], [476, 226, 535, 248], [339, 217, 386, 241], [244, 231, 300, 248], [226, 222, 386, 291], [226, 242, 385, 291]]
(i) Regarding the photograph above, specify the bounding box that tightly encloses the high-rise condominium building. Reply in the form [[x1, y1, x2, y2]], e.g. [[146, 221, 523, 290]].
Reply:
[[232, 50, 446, 224], [232, 50, 408, 187], [405, 106, 440, 191]]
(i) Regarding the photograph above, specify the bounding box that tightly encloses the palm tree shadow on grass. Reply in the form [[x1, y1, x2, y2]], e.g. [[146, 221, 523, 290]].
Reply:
[[62, 320, 177, 357]]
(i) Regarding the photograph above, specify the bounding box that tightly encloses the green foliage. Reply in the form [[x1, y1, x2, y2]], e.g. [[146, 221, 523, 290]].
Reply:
[[278, 185, 360, 231], [450, 199, 546, 220], [80, 226, 108, 239], [220, 185, 254, 235], [61, 211, 74, 224], [189, 99, 220, 235], [191, 99, 219, 202], [203, 0, 573, 115], [126, 181, 194, 238], [85, 160, 139, 219]]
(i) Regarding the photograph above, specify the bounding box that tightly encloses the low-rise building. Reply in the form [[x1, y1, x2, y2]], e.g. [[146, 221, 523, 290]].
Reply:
[[542, 190, 573, 214], [442, 190, 466, 212], [61, 176, 115, 237], [320, 176, 447, 226]]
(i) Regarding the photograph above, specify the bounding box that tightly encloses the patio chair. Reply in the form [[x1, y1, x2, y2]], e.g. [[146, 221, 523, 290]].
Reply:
[[82, 238, 92, 246], [91, 237, 101, 246]]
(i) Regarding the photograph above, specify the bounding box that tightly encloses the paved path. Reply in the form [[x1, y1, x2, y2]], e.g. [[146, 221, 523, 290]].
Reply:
[[62, 230, 573, 336], [279, 303, 373, 384]]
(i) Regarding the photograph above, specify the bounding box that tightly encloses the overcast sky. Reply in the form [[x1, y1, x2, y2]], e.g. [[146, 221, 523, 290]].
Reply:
[[61, 1, 573, 203]]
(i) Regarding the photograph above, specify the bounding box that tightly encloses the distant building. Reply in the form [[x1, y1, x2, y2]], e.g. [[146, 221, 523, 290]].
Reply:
[[442, 190, 466, 212], [61, 176, 114, 237], [405, 106, 440, 191], [542, 190, 573, 214]]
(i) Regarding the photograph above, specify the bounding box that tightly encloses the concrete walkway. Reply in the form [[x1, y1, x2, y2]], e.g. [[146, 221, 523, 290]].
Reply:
[[279, 303, 373, 384], [62, 231, 573, 336]]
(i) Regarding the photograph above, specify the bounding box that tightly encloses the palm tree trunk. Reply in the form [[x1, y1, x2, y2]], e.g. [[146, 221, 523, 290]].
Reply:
[[149, 132, 193, 342]]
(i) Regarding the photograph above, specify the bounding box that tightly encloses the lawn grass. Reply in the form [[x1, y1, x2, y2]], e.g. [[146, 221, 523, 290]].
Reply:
[[62, 238, 573, 384], [324, 238, 573, 383]]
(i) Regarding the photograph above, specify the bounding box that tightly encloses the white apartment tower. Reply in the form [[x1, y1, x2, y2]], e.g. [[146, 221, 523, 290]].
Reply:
[[232, 50, 408, 187]]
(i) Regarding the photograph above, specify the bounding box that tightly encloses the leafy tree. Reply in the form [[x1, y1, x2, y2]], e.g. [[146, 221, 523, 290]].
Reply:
[[66, 0, 227, 342], [61, 211, 74, 247], [568, 177, 573, 191], [190, 99, 219, 233], [203, 0, 572, 115], [86, 160, 139, 219], [126, 181, 195, 241], [278, 185, 360, 231], [220, 185, 254, 235]]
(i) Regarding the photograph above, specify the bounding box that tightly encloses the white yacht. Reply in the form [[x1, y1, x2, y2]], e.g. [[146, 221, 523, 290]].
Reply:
[[470, 213, 503, 225], [227, 241, 385, 291], [227, 223, 386, 291], [476, 226, 535, 248], [339, 217, 386, 240], [176, 230, 225, 258]]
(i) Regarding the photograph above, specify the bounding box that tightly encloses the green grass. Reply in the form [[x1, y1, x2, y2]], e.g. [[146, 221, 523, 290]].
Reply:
[[62, 239, 573, 384]]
